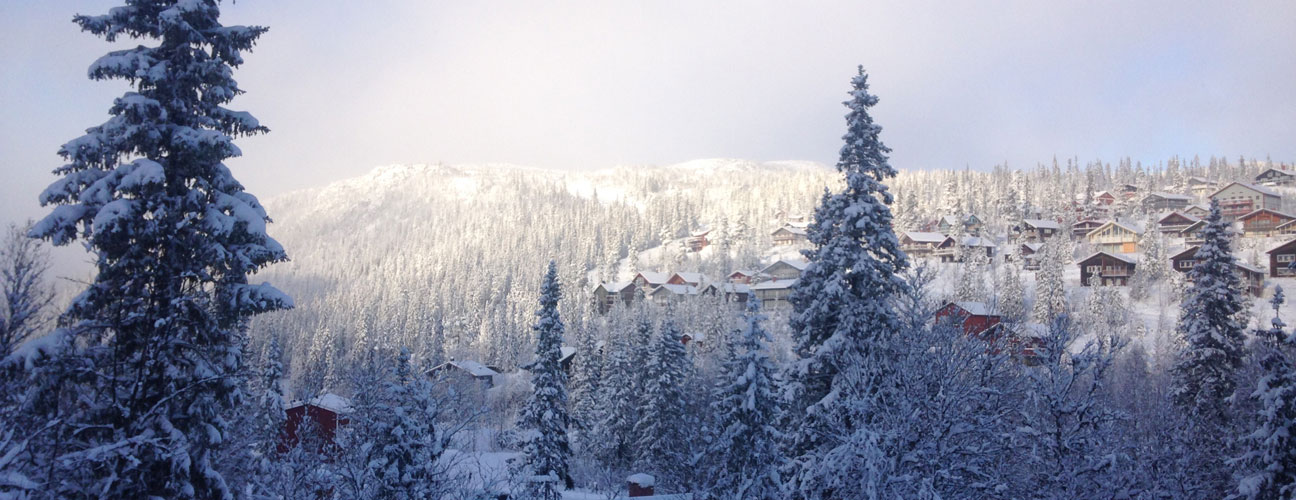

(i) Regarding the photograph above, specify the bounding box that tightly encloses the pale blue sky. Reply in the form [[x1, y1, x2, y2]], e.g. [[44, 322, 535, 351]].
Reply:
[[2, 1, 1295, 227]]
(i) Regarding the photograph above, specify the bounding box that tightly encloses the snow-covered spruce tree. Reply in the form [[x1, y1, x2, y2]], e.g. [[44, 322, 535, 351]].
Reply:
[[956, 243, 988, 302], [249, 337, 287, 496], [0, 223, 53, 359], [705, 299, 784, 500], [518, 262, 572, 498], [373, 348, 448, 499], [633, 319, 689, 489], [593, 318, 637, 471], [1032, 236, 1069, 323], [1129, 214, 1165, 302], [1000, 257, 1026, 323], [785, 66, 909, 499], [1172, 199, 1246, 423], [1236, 286, 1296, 499], [25, 2, 289, 498]]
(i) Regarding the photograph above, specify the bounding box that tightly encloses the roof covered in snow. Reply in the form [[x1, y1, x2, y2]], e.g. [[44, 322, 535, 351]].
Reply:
[[1078, 251, 1139, 265], [1143, 191, 1193, 201], [761, 258, 809, 273], [287, 393, 354, 414], [628, 473, 656, 487], [444, 360, 498, 378], [903, 231, 947, 243], [950, 301, 993, 316], [1022, 219, 1061, 230], [750, 279, 798, 290], [670, 272, 707, 284], [1210, 181, 1280, 198], [635, 271, 671, 285], [772, 225, 808, 236], [595, 281, 634, 292]]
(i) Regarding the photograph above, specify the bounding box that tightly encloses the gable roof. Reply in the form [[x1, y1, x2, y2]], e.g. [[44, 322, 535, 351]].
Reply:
[[1238, 208, 1296, 222], [1158, 211, 1200, 224], [772, 225, 808, 236], [1021, 242, 1043, 253], [1085, 221, 1141, 239], [1078, 251, 1139, 266], [670, 272, 707, 284], [760, 259, 808, 274], [1143, 191, 1193, 202], [1236, 261, 1265, 275], [1209, 181, 1280, 199], [1169, 246, 1201, 261], [634, 271, 671, 285], [903, 231, 947, 243], [947, 301, 994, 316], [650, 283, 702, 296], [287, 393, 354, 414], [1022, 219, 1061, 230], [750, 278, 798, 291], [595, 281, 635, 293], [961, 236, 996, 248], [1266, 239, 1296, 255], [1257, 167, 1296, 179]]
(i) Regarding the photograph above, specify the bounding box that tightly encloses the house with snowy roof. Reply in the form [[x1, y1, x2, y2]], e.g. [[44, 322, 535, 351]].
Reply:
[[592, 281, 637, 314], [1094, 191, 1118, 206], [1238, 208, 1296, 238], [632, 271, 671, 290], [771, 225, 808, 246], [281, 393, 352, 454], [1255, 167, 1296, 187], [1019, 242, 1043, 270], [1209, 182, 1282, 219], [1078, 251, 1138, 286], [1169, 246, 1265, 296], [686, 229, 710, 252], [1157, 211, 1200, 234], [759, 259, 808, 281], [1188, 177, 1216, 197], [934, 301, 1001, 337], [1184, 204, 1210, 218], [900, 231, 947, 258], [1084, 221, 1141, 254], [1071, 219, 1107, 237], [727, 269, 757, 284], [1267, 239, 1296, 278], [667, 272, 707, 287], [647, 283, 717, 305], [1141, 192, 1193, 212], [937, 214, 983, 235], [751, 279, 797, 308], [1118, 184, 1141, 199], [429, 360, 499, 388], [934, 236, 996, 263], [1019, 219, 1061, 242], [1179, 220, 1242, 246]]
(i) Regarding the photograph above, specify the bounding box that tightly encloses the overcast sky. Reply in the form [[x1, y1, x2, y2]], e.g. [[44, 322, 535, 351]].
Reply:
[[3, 1, 1295, 228]]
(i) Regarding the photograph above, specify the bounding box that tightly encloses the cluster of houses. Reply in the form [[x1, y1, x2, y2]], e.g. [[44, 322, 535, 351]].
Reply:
[[592, 259, 810, 314], [898, 173, 1296, 298]]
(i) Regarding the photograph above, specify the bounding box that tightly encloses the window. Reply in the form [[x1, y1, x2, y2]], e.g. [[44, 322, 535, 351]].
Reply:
[[1179, 260, 1194, 269], [1279, 254, 1294, 263], [1087, 265, 1101, 274]]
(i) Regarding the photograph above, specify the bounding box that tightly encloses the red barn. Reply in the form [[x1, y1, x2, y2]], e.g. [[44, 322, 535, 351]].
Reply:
[[934, 301, 1002, 337], [281, 393, 352, 454]]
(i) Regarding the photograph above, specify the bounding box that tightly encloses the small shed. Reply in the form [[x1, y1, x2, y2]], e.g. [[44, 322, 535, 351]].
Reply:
[[281, 393, 352, 454], [628, 473, 656, 497]]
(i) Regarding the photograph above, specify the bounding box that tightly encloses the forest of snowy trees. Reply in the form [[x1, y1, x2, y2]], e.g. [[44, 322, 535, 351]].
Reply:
[[2, 1, 1296, 500]]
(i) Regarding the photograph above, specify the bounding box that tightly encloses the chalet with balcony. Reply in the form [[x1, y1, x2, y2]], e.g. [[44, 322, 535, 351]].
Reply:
[[1184, 204, 1210, 218], [593, 281, 636, 314], [938, 214, 983, 235], [1238, 209, 1296, 238], [1085, 221, 1142, 254], [934, 236, 996, 263], [632, 271, 671, 290], [1169, 246, 1266, 296], [1209, 182, 1281, 220], [900, 231, 947, 258], [1095, 191, 1117, 206], [1020, 219, 1061, 242], [1072, 219, 1107, 237], [760, 259, 808, 281], [771, 225, 808, 246], [1278, 220, 1296, 237], [1267, 239, 1296, 278], [1118, 184, 1140, 199], [1157, 211, 1200, 234], [1079, 251, 1138, 286], [727, 270, 757, 284], [1141, 192, 1193, 212], [686, 230, 710, 252], [667, 272, 706, 287], [1180, 220, 1243, 246], [647, 283, 717, 305], [1255, 168, 1296, 187], [1189, 177, 1215, 197], [751, 279, 797, 308], [1020, 242, 1043, 270]]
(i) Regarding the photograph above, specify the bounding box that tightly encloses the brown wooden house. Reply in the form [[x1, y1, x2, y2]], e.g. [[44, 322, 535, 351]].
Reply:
[[1169, 246, 1265, 296], [1238, 208, 1296, 238], [1072, 219, 1107, 237], [685, 230, 710, 252], [1079, 251, 1138, 286], [1020, 242, 1043, 270], [771, 225, 808, 246], [1157, 211, 1200, 234], [1020, 219, 1061, 242], [592, 281, 636, 314], [900, 231, 947, 258], [1267, 239, 1296, 278]]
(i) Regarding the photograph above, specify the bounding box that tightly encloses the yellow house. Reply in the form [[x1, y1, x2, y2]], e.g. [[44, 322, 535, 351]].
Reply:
[[1085, 221, 1141, 253]]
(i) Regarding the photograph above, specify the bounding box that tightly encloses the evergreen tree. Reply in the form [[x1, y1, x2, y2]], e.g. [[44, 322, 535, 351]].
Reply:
[[0, 223, 52, 359], [1032, 236, 1069, 323], [707, 300, 783, 500], [633, 319, 688, 488], [785, 66, 909, 499], [519, 262, 572, 497], [373, 348, 447, 499], [25, 2, 289, 497], [1000, 257, 1026, 322], [250, 337, 287, 495], [593, 319, 637, 471], [1172, 199, 1246, 423], [1236, 286, 1296, 499]]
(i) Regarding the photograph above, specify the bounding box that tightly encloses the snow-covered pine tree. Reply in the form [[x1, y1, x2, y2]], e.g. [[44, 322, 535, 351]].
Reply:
[[785, 66, 909, 499], [1171, 199, 1246, 423], [519, 262, 573, 497], [0, 223, 53, 359], [250, 337, 287, 495], [1000, 256, 1026, 323], [956, 243, 988, 302], [1236, 286, 1296, 499], [707, 299, 783, 500], [593, 317, 637, 471], [25, 2, 289, 497], [633, 319, 689, 489], [1032, 235, 1069, 323], [1130, 214, 1165, 301], [375, 348, 447, 499]]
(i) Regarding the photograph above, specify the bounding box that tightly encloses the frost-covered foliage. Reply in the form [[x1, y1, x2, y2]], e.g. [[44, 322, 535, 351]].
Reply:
[[785, 66, 909, 499], [1172, 199, 1246, 423], [17, 1, 289, 497], [590, 312, 639, 472], [517, 262, 572, 499], [1236, 287, 1296, 499], [1000, 258, 1026, 322], [633, 319, 689, 489], [1032, 236, 1069, 323], [0, 223, 52, 359], [703, 299, 784, 500]]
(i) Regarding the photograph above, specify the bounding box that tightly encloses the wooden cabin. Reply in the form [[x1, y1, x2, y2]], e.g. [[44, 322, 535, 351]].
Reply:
[[1238, 209, 1296, 238], [632, 271, 671, 290], [685, 230, 710, 252], [1277, 220, 1296, 237], [1020, 242, 1043, 270], [647, 283, 716, 305], [900, 231, 947, 258], [934, 236, 996, 263], [1085, 221, 1141, 254], [759, 259, 808, 281], [667, 272, 706, 287], [1118, 184, 1140, 199], [429, 360, 499, 388], [934, 301, 1002, 337], [1141, 192, 1192, 212], [1079, 251, 1138, 286], [1188, 177, 1216, 198], [938, 214, 983, 235], [750, 279, 797, 308], [281, 394, 352, 454], [1157, 211, 1200, 234], [1255, 167, 1296, 187], [1095, 191, 1117, 206], [592, 281, 636, 314], [1267, 239, 1296, 278], [1184, 204, 1210, 218], [1020, 219, 1061, 242], [1072, 219, 1107, 237], [771, 225, 808, 246], [1170, 246, 1266, 296], [628, 474, 656, 497], [1209, 182, 1282, 220], [727, 270, 757, 284]]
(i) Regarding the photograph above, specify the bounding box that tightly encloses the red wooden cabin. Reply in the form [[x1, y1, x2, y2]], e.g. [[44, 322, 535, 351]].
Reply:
[[934, 301, 1001, 337], [280, 394, 352, 454]]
